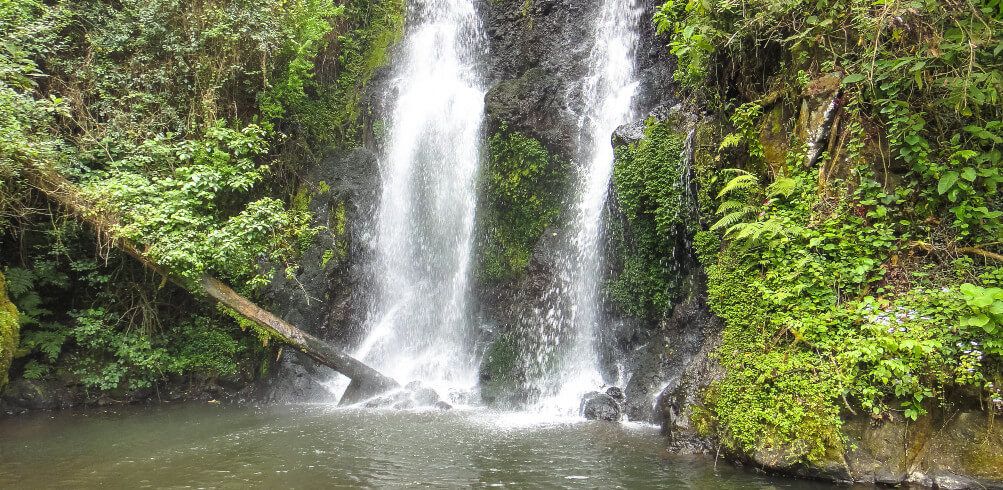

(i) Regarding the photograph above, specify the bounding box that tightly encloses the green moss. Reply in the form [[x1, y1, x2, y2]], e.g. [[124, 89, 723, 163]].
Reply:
[[609, 117, 687, 318], [700, 248, 846, 464], [0, 271, 19, 390], [296, 0, 405, 147], [477, 127, 567, 284], [328, 199, 349, 263]]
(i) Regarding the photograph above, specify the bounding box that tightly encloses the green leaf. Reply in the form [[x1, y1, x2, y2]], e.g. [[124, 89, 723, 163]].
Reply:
[[938, 171, 959, 194], [961, 167, 977, 182], [964, 314, 990, 327], [842, 73, 867, 84]]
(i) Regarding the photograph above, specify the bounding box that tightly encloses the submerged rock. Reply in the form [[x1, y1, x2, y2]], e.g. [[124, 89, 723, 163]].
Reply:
[[434, 400, 453, 411], [580, 391, 621, 422]]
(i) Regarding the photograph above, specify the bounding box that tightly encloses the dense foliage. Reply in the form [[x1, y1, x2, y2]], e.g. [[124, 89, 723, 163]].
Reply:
[[0, 0, 402, 395], [648, 0, 1003, 463], [0, 271, 18, 390]]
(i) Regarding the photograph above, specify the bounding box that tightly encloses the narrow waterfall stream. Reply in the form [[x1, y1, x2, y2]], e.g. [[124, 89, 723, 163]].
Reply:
[[527, 0, 643, 414], [347, 0, 486, 398]]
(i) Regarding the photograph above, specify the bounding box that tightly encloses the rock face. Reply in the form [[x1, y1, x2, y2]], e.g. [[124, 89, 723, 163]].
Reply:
[[259, 147, 382, 403], [698, 411, 1003, 488], [580, 391, 622, 421], [474, 0, 676, 408], [840, 412, 1003, 487], [637, 105, 1003, 489], [357, 383, 454, 410], [627, 278, 723, 429]]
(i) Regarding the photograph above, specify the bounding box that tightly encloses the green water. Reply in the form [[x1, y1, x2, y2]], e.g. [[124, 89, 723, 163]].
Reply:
[[0, 404, 846, 488]]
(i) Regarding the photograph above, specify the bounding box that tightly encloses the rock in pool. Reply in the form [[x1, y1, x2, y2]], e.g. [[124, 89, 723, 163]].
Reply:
[[580, 391, 622, 422]]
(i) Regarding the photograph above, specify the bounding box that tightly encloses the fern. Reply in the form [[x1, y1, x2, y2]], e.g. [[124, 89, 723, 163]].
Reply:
[[766, 177, 797, 198], [20, 328, 66, 362], [716, 199, 756, 214], [3, 267, 33, 297], [717, 172, 760, 198], [712, 209, 756, 231]]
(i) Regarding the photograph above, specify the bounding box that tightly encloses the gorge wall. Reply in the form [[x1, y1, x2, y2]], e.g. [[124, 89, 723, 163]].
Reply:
[[2, 0, 1001, 487]]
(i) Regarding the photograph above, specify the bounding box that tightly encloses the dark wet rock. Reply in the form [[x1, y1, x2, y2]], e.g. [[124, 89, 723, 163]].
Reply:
[[580, 391, 621, 422], [723, 411, 1003, 488], [482, 0, 674, 158], [434, 400, 453, 411], [258, 147, 381, 404], [392, 398, 415, 410], [605, 386, 624, 401], [619, 270, 723, 428], [612, 119, 648, 148], [446, 388, 472, 406], [932, 473, 980, 490], [1, 379, 79, 411], [362, 396, 390, 409], [475, 0, 677, 412], [362, 389, 412, 409]]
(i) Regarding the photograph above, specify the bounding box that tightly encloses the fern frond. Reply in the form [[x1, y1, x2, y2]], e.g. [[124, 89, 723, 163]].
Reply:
[[758, 219, 787, 239], [712, 210, 755, 231], [719, 132, 744, 150], [765, 177, 797, 199], [715, 199, 751, 214], [716, 173, 760, 198], [724, 221, 750, 237], [4, 267, 34, 297], [725, 218, 789, 245]]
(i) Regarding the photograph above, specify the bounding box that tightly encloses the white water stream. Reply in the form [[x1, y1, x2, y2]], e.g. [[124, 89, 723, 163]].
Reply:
[[343, 0, 487, 399], [528, 0, 643, 414]]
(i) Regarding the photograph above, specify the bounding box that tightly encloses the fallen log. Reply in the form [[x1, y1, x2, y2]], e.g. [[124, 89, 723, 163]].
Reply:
[[21, 162, 399, 401]]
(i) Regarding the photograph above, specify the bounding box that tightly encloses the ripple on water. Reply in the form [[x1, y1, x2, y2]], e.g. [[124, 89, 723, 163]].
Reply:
[[0, 404, 848, 489]]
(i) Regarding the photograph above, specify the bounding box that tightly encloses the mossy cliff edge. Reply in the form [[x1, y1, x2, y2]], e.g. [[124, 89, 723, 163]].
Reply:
[[617, 0, 1003, 484], [612, 97, 1002, 485], [0, 271, 20, 391]]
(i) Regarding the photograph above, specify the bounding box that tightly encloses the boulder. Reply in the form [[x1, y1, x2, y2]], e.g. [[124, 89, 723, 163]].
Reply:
[[580, 391, 621, 421]]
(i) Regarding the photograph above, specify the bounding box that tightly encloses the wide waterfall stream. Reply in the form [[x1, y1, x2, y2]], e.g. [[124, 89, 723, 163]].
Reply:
[[348, 0, 486, 397]]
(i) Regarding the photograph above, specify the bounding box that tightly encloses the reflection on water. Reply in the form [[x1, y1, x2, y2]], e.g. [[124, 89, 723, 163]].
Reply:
[[0, 404, 845, 488]]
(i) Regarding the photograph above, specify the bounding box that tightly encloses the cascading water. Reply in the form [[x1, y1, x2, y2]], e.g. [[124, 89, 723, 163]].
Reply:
[[525, 0, 643, 414], [345, 0, 486, 399]]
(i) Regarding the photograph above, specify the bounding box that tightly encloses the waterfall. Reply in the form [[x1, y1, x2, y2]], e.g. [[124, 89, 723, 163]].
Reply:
[[526, 0, 642, 414], [350, 0, 486, 398]]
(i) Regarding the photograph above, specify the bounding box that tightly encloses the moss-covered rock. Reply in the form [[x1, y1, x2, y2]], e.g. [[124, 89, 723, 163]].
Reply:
[[0, 270, 20, 391], [609, 115, 688, 319], [476, 127, 567, 285]]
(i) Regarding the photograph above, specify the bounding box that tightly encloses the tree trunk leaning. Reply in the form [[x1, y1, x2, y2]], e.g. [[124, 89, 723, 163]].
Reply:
[[21, 162, 400, 400]]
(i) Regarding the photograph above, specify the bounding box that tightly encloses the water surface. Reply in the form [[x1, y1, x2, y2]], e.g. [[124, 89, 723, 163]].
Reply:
[[0, 404, 850, 488]]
